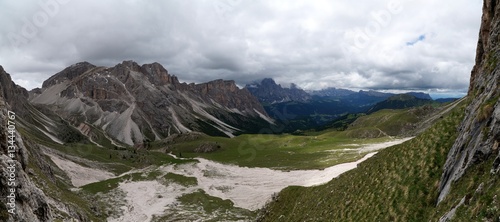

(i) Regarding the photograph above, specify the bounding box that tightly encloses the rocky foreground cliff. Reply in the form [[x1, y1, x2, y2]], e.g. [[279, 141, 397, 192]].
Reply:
[[0, 68, 94, 221], [438, 0, 500, 203]]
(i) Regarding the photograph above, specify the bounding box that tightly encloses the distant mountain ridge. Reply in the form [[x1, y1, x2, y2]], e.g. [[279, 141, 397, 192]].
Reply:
[[245, 78, 311, 104], [246, 78, 437, 131], [247, 78, 434, 104], [367, 94, 435, 114]]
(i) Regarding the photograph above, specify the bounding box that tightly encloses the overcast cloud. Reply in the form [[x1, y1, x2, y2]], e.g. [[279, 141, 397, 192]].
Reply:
[[0, 0, 482, 97]]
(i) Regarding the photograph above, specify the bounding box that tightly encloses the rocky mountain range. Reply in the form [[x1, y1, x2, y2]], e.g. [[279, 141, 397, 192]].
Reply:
[[247, 80, 434, 104], [246, 78, 438, 132], [310, 87, 411, 100], [245, 78, 311, 104], [29, 61, 273, 146]]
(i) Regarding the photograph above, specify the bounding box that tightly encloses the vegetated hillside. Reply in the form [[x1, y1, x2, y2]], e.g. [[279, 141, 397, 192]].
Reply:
[[435, 98, 460, 103], [159, 101, 454, 171], [264, 98, 365, 132], [316, 96, 457, 134], [345, 105, 438, 138], [366, 94, 436, 114], [249, 79, 436, 132], [262, 94, 437, 133], [259, 99, 493, 221]]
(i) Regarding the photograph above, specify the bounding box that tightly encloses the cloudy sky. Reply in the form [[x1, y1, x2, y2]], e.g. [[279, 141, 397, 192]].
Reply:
[[0, 0, 483, 97]]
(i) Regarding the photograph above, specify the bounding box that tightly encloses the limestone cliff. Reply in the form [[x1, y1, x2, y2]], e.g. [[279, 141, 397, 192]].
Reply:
[[30, 61, 273, 145], [438, 0, 500, 203], [0, 68, 52, 222]]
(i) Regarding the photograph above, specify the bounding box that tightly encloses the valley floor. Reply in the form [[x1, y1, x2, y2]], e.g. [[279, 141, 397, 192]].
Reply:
[[54, 138, 412, 221]]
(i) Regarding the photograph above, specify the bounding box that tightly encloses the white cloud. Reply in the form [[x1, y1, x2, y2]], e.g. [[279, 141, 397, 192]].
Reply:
[[0, 0, 482, 93]]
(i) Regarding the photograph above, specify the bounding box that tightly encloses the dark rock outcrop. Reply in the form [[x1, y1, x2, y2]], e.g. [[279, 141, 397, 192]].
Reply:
[[1, 66, 95, 222], [41, 62, 96, 88], [0, 66, 29, 117], [245, 78, 311, 104], [438, 0, 500, 203], [195, 79, 266, 114]]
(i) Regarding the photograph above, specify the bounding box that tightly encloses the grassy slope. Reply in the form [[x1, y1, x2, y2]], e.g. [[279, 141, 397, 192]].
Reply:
[[257, 98, 494, 221], [162, 132, 394, 170], [346, 105, 437, 137], [162, 105, 440, 171]]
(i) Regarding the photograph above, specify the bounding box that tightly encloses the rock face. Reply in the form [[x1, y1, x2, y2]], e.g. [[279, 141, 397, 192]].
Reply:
[[438, 0, 500, 203], [245, 78, 311, 104], [0, 66, 29, 116], [309, 87, 356, 98], [42, 62, 96, 88], [0, 68, 52, 222], [31, 61, 273, 145], [195, 79, 264, 113]]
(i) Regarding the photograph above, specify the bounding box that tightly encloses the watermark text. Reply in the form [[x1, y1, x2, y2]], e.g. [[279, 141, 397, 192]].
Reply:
[[5, 111, 17, 215]]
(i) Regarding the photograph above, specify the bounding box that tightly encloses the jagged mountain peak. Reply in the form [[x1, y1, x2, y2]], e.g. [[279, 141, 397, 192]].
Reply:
[[43, 60, 180, 90], [31, 61, 272, 145], [260, 78, 278, 85], [0, 67, 29, 116], [42, 61, 96, 88], [245, 78, 311, 104]]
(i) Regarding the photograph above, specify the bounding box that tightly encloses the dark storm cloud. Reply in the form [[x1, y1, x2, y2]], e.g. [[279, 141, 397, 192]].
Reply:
[[0, 0, 482, 96]]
